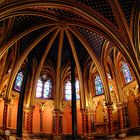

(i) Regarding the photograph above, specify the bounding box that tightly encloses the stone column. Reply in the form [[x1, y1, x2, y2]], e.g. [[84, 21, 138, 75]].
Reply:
[[71, 53, 77, 140], [24, 107, 33, 134], [135, 96, 140, 125], [116, 102, 126, 138], [53, 111, 63, 136], [39, 109, 43, 132], [123, 103, 129, 128], [3, 98, 11, 131], [104, 112, 109, 134], [90, 112, 96, 133], [105, 102, 114, 137], [81, 110, 88, 137]]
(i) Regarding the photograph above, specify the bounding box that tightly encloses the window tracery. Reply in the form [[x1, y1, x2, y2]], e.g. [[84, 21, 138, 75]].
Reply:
[[95, 75, 104, 95], [14, 71, 24, 92], [121, 62, 132, 83], [36, 76, 52, 99], [64, 79, 80, 100]]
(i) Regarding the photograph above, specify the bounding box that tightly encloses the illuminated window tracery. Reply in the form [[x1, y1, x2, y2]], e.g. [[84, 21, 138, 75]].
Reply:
[[95, 75, 104, 95], [14, 71, 24, 92], [65, 79, 80, 100], [121, 62, 132, 83], [36, 77, 52, 99]]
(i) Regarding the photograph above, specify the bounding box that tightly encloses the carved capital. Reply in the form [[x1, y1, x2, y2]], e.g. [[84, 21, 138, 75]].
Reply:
[[105, 102, 114, 110], [116, 102, 123, 109], [24, 105, 35, 112], [81, 109, 88, 115], [3, 97, 11, 104]]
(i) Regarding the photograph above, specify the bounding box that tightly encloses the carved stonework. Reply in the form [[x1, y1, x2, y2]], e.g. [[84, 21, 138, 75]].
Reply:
[[116, 102, 124, 130], [89, 112, 96, 133], [81, 110, 88, 136], [37, 102, 47, 132], [24, 106, 34, 134], [3, 98, 11, 130], [105, 102, 114, 135], [24, 109, 33, 134], [123, 103, 129, 128], [40, 109, 43, 132], [53, 111, 63, 136]]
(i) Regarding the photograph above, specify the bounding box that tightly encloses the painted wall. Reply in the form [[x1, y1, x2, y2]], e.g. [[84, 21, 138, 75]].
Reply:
[[43, 105, 53, 133], [32, 104, 41, 133], [62, 102, 82, 134], [9, 96, 19, 129], [32, 103, 53, 134], [63, 104, 72, 134], [127, 91, 138, 127]]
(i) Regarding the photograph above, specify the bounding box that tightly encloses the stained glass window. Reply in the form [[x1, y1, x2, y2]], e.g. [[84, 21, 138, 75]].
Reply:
[[75, 80, 80, 99], [44, 80, 52, 98], [36, 79, 43, 98], [95, 75, 104, 95], [121, 62, 132, 83], [65, 81, 71, 100], [14, 71, 24, 92], [36, 78, 52, 98], [65, 80, 80, 100]]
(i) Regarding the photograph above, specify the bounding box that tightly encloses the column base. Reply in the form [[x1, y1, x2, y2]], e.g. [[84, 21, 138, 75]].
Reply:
[[16, 137, 23, 140], [118, 129, 126, 138], [81, 135, 88, 140], [107, 134, 115, 139], [53, 136, 62, 140]]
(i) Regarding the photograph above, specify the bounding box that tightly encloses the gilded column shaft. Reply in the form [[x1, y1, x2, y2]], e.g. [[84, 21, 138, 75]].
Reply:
[[3, 98, 11, 131], [40, 110, 43, 132], [117, 103, 124, 130], [27, 111, 33, 134], [118, 107, 124, 129], [53, 111, 63, 136], [24, 108, 33, 134], [82, 111, 87, 135], [3, 103, 8, 130], [106, 103, 114, 135], [123, 104, 129, 128]]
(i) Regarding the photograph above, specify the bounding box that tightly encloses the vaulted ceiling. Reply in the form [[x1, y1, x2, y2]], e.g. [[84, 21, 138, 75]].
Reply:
[[0, 0, 139, 74]]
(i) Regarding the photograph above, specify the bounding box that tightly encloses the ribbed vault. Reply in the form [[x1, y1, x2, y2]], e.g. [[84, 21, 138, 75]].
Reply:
[[0, 0, 139, 105]]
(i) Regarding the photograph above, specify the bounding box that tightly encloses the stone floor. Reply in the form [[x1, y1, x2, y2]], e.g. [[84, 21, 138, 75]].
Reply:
[[115, 135, 140, 140], [0, 135, 140, 140]]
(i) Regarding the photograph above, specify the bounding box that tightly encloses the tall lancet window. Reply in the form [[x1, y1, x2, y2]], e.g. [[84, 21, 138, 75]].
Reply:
[[75, 80, 80, 99], [14, 71, 24, 92], [44, 80, 52, 98], [36, 78, 43, 98], [36, 75, 52, 99], [64, 79, 80, 100], [65, 80, 71, 100], [121, 62, 132, 83], [95, 75, 104, 95]]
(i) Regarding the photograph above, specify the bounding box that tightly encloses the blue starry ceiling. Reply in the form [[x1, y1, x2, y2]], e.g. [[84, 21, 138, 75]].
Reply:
[[119, 0, 134, 27], [2, 0, 136, 69], [19, 26, 49, 55], [77, 26, 105, 59], [76, 0, 118, 27], [61, 32, 71, 67], [47, 8, 84, 20], [10, 15, 49, 38]]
